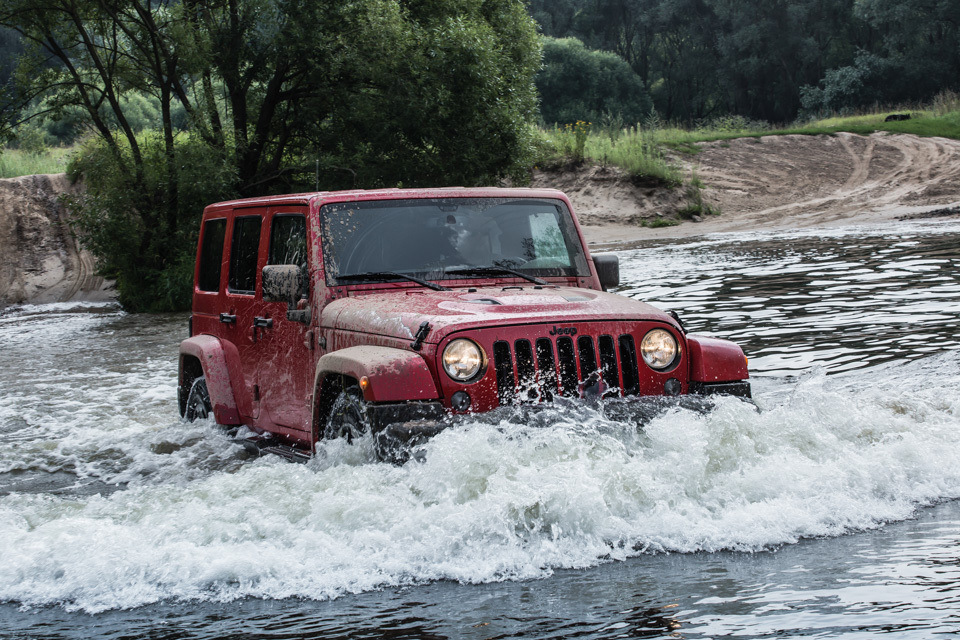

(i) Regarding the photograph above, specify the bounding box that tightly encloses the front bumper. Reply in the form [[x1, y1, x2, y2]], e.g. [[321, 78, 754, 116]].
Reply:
[[368, 402, 447, 462], [369, 381, 752, 461], [689, 381, 752, 398]]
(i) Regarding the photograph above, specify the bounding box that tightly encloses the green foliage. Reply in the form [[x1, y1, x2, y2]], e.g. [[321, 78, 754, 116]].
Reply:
[[537, 37, 652, 126], [542, 123, 681, 185], [531, 0, 959, 124], [643, 217, 679, 228], [0, 0, 541, 311], [67, 135, 236, 312], [555, 120, 592, 164], [932, 91, 960, 117], [303, 0, 542, 189], [13, 123, 47, 155]]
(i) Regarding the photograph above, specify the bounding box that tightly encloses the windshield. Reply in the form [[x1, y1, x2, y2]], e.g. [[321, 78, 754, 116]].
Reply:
[[320, 198, 590, 284]]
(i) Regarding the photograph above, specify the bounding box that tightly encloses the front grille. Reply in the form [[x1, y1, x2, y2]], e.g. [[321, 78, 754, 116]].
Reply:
[[493, 334, 641, 402]]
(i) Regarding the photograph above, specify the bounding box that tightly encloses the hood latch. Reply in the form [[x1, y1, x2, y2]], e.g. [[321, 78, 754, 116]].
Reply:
[[411, 321, 431, 351]]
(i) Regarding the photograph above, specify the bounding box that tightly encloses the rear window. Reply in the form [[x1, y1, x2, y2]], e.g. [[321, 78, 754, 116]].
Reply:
[[197, 218, 226, 292], [228, 215, 262, 294]]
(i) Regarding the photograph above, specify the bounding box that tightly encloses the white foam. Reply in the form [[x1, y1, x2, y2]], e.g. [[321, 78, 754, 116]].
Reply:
[[2, 354, 960, 613]]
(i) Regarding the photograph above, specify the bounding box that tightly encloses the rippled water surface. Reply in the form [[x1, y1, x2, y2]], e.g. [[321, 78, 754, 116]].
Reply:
[[2, 221, 960, 639]]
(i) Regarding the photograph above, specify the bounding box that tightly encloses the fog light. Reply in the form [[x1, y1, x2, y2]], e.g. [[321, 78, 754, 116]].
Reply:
[[451, 391, 472, 411], [664, 378, 682, 396]]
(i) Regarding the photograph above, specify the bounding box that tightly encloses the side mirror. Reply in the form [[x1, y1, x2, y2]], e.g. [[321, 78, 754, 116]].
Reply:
[[262, 265, 311, 324], [262, 265, 303, 304], [592, 254, 619, 291]]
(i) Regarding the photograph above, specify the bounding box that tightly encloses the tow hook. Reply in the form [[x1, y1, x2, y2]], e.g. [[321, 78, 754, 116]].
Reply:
[[410, 321, 431, 351]]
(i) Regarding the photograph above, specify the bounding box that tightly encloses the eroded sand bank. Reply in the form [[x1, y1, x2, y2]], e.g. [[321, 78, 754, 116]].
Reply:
[[533, 132, 960, 246], [0, 174, 111, 306]]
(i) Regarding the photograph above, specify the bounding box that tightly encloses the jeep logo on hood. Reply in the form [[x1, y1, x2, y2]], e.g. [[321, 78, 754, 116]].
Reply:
[[549, 326, 578, 336]]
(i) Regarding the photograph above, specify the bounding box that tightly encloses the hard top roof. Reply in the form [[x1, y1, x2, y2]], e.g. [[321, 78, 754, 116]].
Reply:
[[203, 186, 569, 214]]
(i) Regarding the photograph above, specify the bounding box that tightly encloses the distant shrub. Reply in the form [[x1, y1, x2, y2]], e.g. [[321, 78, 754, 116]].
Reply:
[[14, 124, 48, 155], [932, 90, 960, 116], [537, 37, 652, 126]]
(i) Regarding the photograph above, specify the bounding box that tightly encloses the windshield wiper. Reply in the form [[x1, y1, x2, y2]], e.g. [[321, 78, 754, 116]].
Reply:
[[445, 267, 548, 286], [335, 271, 451, 291]]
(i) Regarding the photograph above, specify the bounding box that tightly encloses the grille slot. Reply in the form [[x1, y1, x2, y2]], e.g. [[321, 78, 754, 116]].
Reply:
[[515, 339, 538, 400], [556, 337, 578, 396], [597, 335, 620, 395], [577, 336, 598, 380], [618, 335, 640, 395], [535, 338, 557, 400], [493, 341, 515, 404], [492, 332, 645, 403]]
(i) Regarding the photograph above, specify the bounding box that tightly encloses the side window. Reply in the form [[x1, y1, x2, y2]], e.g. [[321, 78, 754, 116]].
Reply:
[[197, 218, 226, 292], [269, 214, 307, 266], [228, 215, 262, 294]]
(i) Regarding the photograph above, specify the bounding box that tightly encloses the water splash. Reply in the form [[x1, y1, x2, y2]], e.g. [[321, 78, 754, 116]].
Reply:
[[2, 353, 959, 612]]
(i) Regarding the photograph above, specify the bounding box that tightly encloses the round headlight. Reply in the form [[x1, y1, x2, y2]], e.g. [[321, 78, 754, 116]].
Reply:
[[442, 339, 484, 381], [640, 329, 678, 370]]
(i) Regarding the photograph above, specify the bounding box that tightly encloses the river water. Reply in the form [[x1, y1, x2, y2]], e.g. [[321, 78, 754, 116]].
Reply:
[[2, 221, 960, 638]]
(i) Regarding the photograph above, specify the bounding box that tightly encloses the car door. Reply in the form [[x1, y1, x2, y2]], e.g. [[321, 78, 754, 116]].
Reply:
[[192, 215, 228, 337], [258, 207, 314, 433], [223, 209, 266, 420]]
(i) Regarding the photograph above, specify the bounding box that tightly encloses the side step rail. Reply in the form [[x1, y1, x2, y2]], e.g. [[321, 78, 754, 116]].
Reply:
[[233, 436, 312, 463]]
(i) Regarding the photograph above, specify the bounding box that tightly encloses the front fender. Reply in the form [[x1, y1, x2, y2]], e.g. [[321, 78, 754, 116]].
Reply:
[[179, 335, 242, 424], [686, 335, 749, 383], [315, 346, 440, 403]]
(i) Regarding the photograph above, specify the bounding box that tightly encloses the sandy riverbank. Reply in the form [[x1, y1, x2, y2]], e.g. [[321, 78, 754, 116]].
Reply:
[[532, 132, 960, 247]]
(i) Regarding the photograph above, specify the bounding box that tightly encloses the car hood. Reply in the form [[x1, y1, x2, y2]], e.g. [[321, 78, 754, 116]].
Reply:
[[320, 286, 680, 343]]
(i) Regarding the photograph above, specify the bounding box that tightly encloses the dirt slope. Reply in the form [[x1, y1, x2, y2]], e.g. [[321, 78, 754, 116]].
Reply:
[[534, 132, 960, 244], [0, 174, 112, 306]]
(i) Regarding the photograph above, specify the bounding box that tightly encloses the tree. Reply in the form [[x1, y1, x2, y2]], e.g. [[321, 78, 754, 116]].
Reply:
[[537, 36, 652, 125], [0, 0, 541, 310], [650, 0, 724, 121]]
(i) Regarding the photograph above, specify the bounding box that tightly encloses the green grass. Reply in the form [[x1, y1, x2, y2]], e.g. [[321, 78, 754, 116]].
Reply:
[[540, 125, 682, 185], [778, 109, 960, 140], [642, 217, 679, 228], [0, 146, 75, 179], [653, 108, 960, 148]]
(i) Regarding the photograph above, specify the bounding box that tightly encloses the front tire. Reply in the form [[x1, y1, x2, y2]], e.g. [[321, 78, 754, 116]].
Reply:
[[324, 386, 371, 442], [183, 376, 212, 422]]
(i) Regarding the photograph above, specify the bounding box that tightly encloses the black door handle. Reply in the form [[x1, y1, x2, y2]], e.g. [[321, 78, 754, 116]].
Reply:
[[219, 313, 236, 324], [253, 316, 274, 329]]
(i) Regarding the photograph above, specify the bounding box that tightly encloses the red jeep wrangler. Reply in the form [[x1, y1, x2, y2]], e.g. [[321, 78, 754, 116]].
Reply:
[[179, 188, 749, 460]]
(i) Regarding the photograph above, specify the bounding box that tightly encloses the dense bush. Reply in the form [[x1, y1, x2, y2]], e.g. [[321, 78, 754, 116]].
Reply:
[[67, 135, 236, 311], [801, 53, 907, 116], [537, 37, 652, 126]]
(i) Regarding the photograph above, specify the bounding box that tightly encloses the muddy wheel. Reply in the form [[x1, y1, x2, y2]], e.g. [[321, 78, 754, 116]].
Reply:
[[184, 376, 212, 422], [324, 386, 371, 442]]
